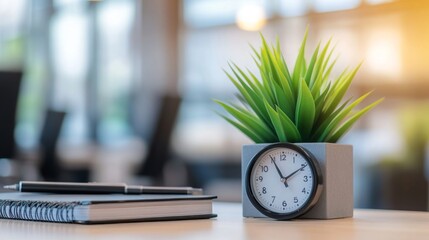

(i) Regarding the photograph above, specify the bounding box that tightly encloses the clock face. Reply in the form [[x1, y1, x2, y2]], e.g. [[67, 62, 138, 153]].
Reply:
[[246, 143, 322, 219]]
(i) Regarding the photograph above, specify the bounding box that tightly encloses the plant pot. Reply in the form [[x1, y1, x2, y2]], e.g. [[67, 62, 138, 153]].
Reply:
[[242, 143, 353, 219]]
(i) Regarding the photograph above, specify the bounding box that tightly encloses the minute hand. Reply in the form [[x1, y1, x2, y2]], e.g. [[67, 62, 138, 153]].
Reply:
[[284, 164, 307, 182], [270, 156, 288, 188]]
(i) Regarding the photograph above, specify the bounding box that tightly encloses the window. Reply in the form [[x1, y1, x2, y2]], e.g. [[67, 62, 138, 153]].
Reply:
[[51, 1, 90, 144], [313, 0, 360, 12], [365, 0, 394, 5], [183, 0, 270, 28], [96, 0, 135, 144], [0, 0, 47, 149], [48, 0, 138, 145], [278, 0, 308, 17]]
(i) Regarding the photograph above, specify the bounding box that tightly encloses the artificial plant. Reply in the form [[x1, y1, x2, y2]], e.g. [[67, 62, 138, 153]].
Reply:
[[215, 30, 383, 143]]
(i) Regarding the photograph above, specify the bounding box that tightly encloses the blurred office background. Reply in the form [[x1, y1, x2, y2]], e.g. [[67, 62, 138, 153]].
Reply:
[[1, 0, 429, 210]]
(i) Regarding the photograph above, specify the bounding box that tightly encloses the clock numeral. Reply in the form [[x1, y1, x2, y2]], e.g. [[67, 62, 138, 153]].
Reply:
[[302, 188, 306, 194], [260, 165, 269, 172], [262, 187, 267, 194], [293, 157, 295, 164], [256, 176, 263, 182], [300, 164, 306, 171], [271, 196, 276, 204], [294, 197, 298, 203], [303, 176, 308, 182], [282, 201, 287, 207], [280, 152, 286, 161]]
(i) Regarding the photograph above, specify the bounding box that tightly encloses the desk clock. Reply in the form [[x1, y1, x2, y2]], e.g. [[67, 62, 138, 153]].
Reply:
[[242, 143, 353, 220], [244, 143, 323, 220]]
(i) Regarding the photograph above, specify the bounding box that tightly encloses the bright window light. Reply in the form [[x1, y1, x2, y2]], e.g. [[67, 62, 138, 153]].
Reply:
[[236, 4, 267, 31], [313, 0, 361, 12], [0, 0, 25, 30], [365, 28, 402, 81]]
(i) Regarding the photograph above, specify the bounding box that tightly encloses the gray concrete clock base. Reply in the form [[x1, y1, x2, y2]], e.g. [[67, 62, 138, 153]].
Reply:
[[242, 143, 353, 219]]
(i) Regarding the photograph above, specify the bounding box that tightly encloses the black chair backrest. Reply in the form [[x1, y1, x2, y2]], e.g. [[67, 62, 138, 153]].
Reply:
[[39, 109, 66, 180], [0, 71, 22, 158], [136, 94, 181, 179], [40, 110, 66, 152]]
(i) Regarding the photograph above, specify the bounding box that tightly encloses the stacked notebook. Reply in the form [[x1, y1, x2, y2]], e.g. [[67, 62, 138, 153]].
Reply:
[[0, 192, 216, 224]]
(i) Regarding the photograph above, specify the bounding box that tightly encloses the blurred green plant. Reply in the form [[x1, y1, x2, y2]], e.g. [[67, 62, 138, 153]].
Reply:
[[215, 30, 383, 143]]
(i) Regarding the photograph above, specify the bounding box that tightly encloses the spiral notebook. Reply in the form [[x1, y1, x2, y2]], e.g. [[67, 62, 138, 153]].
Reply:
[[0, 192, 216, 224]]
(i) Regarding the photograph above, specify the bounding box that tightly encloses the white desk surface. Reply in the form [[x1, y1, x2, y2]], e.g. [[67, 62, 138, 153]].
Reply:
[[1, 202, 429, 240]]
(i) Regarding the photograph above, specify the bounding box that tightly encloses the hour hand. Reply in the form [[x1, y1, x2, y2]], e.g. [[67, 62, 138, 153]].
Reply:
[[270, 155, 288, 188], [284, 164, 308, 182]]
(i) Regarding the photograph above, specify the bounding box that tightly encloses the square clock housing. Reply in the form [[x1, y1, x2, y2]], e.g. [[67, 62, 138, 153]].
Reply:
[[242, 143, 353, 219]]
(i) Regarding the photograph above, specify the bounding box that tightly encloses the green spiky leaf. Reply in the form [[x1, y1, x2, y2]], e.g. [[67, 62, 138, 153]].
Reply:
[[295, 77, 316, 140], [215, 29, 383, 143]]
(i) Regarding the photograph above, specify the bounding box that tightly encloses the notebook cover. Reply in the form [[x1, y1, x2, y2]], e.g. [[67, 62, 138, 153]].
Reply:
[[0, 192, 217, 224], [76, 214, 218, 224], [0, 192, 216, 203]]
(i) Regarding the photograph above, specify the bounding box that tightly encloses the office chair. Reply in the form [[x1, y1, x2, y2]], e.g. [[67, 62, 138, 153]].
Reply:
[[0, 71, 22, 160], [135, 94, 181, 183], [39, 109, 66, 181]]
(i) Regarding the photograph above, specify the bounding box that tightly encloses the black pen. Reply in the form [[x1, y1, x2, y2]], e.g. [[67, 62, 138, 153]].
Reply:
[[3, 181, 203, 195]]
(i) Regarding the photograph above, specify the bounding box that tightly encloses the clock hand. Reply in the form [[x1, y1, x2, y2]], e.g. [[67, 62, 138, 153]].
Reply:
[[269, 155, 288, 188], [283, 164, 308, 183]]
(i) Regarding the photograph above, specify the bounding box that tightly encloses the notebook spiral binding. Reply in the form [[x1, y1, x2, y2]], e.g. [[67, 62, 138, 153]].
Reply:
[[0, 200, 79, 223]]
